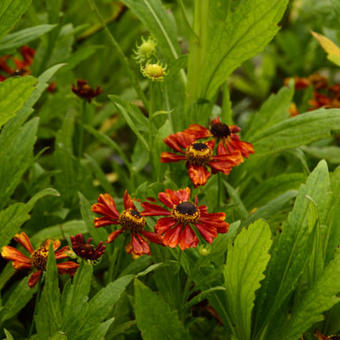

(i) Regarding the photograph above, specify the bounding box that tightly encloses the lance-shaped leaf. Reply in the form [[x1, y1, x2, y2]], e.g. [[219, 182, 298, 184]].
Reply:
[[224, 220, 272, 340], [312, 31, 340, 66]]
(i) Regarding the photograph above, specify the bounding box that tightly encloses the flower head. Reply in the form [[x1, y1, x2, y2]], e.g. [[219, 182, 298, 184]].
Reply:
[[161, 130, 243, 187], [181, 117, 254, 160], [72, 79, 103, 102], [91, 191, 163, 256], [71, 234, 106, 262], [141, 187, 229, 250], [141, 62, 167, 81], [134, 36, 157, 63], [1, 232, 79, 288]]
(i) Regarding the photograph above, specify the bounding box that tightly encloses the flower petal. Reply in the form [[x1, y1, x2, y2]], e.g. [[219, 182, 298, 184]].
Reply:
[[123, 190, 136, 210], [194, 223, 217, 243], [141, 230, 164, 245], [12, 261, 32, 270], [187, 164, 211, 187], [183, 124, 212, 139], [163, 225, 182, 248], [14, 232, 34, 254], [55, 246, 71, 260], [130, 234, 151, 255], [28, 270, 42, 288], [1, 246, 31, 264], [178, 225, 199, 250], [91, 193, 120, 220], [106, 229, 124, 243], [141, 202, 171, 216], [94, 216, 119, 228], [154, 217, 177, 234], [160, 152, 186, 163], [57, 262, 79, 275]]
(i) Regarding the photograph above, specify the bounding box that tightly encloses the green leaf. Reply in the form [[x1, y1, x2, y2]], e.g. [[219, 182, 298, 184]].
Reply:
[[62, 262, 93, 330], [134, 279, 190, 340], [31, 220, 87, 246], [188, 0, 288, 102], [0, 0, 31, 41], [249, 109, 340, 158], [223, 180, 248, 219], [254, 161, 330, 337], [120, 0, 180, 61], [224, 220, 272, 340], [0, 187, 59, 249], [0, 76, 37, 128], [272, 250, 340, 340], [68, 275, 133, 339], [87, 318, 115, 340], [3, 329, 14, 340], [245, 84, 294, 139], [0, 277, 36, 323], [0, 24, 56, 52], [35, 244, 62, 337], [109, 95, 149, 151], [302, 145, 340, 164]]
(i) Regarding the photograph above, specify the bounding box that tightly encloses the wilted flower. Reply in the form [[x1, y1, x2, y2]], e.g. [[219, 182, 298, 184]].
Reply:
[[1, 232, 78, 288], [91, 191, 163, 256], [70, 234, 106, 262], [141, 187, 229, 250], [141, 62, 167, 81], [72, 79, 103, 102], [134, 36, 157, 63], [161, 132, 242, 187]]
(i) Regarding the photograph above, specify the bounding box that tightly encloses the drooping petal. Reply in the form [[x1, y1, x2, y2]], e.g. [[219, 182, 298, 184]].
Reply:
[[187, 164, 211, 187], [55, 246, 71, 260], [12, 261, 32, 270], [141, 230, 164, 245], [183, 124, 212, 139], [28, 270, 42, 288], [160, 152, 186, 163], [154, 217, 177, 234], [178, 225, 199, 250], [94, 216, 119, 228], [130, 234, 151, 255], [57, 262, 79, 275], [163, 225, 182, 248], [123, 190, 137, 210], [194, 223, 218, 243], [228, 137, 254, 158], [106, 229, 124, 243], [141, 202, 171, 216], [91, 193, 120, 220], [14, 232, 34, 254], [209, 152, 243, 174], [1, 246, 31, 264]]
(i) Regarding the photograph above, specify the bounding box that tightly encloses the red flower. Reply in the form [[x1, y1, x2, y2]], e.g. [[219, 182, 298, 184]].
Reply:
[[181, 117, 254, 160], [72, 80, 103, 102], [161, 131, 243, 187], [91, 191, 163, 256], [141, 187, 229, 250], [1, 232, 78, 288], [71, 234, 106, 261]]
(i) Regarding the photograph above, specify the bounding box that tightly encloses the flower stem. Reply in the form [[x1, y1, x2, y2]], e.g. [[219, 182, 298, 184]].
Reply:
[[28, 278, 42, 336], [87, 0, 148, 109], [77, 100, 87, 157]]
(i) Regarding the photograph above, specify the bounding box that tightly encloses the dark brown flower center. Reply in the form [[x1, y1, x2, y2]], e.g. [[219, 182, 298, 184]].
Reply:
[[210, 122, 230, 138], [172, 201, 200, 224], [31, 246, 49, 271], [119, 209, 145, 233], [185, 143, 212, 165]]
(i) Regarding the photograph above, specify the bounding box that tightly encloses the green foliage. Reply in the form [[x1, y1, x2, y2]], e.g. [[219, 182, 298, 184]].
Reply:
[[134, 279, 190, 340], [224, 220, 272, 340]]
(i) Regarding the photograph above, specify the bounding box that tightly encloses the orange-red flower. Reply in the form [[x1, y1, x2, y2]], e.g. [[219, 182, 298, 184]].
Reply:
[[91, 191, 163, 256], [71, 234, 106, 261], [180, 117, 254, 161], [161, 131, 243, 187], [141, 187, 229, 250], [1, 232, 79, 288], [72, 79, 103, 102]]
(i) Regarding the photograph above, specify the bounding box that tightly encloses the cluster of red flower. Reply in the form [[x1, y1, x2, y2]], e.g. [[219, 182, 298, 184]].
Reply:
[[286, 74, 340, 115]]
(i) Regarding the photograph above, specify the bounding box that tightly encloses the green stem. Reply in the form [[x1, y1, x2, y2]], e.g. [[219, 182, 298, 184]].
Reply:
[[222, 82, 233, 125], [78, 101, 87, 157], [87, 0, 148, 109], [148, 82, 154, 158], [217, 172, 223, 209]]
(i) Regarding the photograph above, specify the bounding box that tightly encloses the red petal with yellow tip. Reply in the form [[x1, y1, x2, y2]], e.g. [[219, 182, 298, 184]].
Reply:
[[1, 246, 31, 264], [106, 229, 124, 243], [187, 164, 211, 187], [57, 262, 79, 275], [160, 152, 186, 163], [14, 232, 34, 254], [123, 190, 137, 210]]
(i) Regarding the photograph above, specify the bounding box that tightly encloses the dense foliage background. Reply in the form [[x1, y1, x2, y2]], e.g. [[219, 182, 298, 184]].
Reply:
[[0, 0, 340, 339]]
